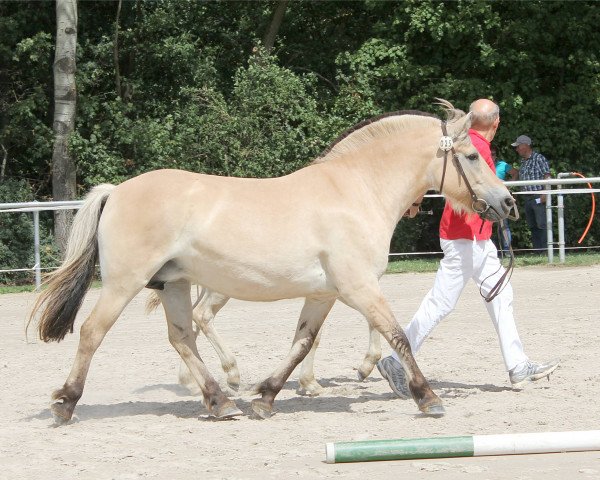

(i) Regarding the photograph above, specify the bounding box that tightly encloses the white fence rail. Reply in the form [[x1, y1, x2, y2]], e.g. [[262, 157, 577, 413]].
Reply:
[[1, 175, 598, 290]]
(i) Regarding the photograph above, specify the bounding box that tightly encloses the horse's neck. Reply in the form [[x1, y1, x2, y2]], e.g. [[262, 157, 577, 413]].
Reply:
[[323, 139, 434, 225]]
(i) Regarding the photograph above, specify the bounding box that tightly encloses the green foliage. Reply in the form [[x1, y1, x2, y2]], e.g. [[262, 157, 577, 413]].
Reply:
[[0, 0, 598, 264], [0, 180, 41, 284]]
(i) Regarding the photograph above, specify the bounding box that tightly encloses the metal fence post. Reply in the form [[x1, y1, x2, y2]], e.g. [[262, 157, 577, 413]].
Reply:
[[33, 204, 41, 290], [546, 192, 554, 263]]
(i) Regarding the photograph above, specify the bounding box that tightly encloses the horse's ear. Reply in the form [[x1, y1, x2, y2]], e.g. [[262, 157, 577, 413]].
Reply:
[[450, 112, 472, 142]]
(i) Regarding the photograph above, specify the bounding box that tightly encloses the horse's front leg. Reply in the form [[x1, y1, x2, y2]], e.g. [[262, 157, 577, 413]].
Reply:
[[356, 324, 381, 381], [340, 281, 444, 417], [251, 296, 336, 418]]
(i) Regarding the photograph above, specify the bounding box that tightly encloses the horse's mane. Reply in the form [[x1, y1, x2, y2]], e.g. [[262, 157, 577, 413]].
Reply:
[[314, 100, 463, 163]]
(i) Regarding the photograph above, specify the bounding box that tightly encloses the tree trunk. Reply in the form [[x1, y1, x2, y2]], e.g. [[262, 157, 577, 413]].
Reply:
[[114, 0, 122, 98], [52, 0, 78, 256], [262, 1, 288, 53]]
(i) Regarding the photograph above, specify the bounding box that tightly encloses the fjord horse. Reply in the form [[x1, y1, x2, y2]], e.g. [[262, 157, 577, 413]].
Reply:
[[30, 102, 515, 423]]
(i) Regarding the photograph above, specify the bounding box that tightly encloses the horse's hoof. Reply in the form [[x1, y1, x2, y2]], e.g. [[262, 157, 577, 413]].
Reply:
[[227, 380, 240, 392], [251, 399, 274, 419], [297, 381, 323, 397], [212, 402, 243, 420], [357, 370, 367, 382], [420, 403, 445, 418], [50, 402, 73, 426]]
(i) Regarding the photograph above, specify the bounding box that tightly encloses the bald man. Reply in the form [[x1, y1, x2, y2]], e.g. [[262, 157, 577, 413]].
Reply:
[[377, 99, 559, 397]]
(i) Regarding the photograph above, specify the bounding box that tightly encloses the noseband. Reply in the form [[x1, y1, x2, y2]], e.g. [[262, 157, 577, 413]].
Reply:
[[437, 121, 514, 303]]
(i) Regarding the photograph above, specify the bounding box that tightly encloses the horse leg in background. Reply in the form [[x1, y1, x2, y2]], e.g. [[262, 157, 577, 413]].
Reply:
[[297, 327, 324, 396], [158, 280, 242, 419], [177, 290, 240, 393], [251, 296, 336, 418], [339, 277, 444, 417], [356, 324, 381, 381], [49, 285, 139, 424], [297, 322, 381, 395]]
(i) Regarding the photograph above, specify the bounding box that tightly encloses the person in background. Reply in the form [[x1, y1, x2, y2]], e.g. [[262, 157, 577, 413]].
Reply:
[[491, 146, 517, 251], [511, 135, 551, 252], [375, 99, 560, 400]]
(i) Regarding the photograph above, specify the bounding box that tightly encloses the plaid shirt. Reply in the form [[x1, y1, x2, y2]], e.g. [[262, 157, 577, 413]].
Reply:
[[519, 151, 550, 192]]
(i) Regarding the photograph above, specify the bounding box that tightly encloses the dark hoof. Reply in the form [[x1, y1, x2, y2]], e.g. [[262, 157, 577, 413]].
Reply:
[[50, 401, 73, 425], [212, 400, 243, 419], [251, 399, 274, 419]]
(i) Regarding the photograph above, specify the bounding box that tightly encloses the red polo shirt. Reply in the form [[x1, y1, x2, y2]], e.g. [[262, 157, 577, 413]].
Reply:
[[439, 129, 495, 240]]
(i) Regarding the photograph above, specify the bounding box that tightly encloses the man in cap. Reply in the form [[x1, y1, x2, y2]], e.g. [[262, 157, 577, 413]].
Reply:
[[511, 135, 551, 251]]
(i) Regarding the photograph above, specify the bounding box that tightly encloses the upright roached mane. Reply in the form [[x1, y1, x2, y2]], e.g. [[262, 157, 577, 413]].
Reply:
[[29, 99, 514, 425]]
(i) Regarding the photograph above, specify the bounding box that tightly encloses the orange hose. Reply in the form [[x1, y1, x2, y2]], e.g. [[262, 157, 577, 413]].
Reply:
[[571, 172, 596, 244]]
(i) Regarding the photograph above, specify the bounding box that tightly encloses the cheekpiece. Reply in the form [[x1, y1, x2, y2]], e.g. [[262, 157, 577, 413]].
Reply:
[[439, 136, 454, 152]]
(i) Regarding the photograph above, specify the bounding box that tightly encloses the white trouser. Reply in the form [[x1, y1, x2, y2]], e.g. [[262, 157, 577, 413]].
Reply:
[[392, 238, 528, 371]]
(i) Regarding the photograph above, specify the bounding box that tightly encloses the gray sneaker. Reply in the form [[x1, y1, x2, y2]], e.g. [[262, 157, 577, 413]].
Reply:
[[376, 356, 410, 399], [509, 359, 560, 387]]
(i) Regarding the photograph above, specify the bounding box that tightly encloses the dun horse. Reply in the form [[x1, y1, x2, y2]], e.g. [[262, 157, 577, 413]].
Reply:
[[30, 101, 515, 424]]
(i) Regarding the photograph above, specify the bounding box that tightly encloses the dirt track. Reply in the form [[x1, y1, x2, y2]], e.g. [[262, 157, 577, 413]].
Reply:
[[1, 265, 599, 479]]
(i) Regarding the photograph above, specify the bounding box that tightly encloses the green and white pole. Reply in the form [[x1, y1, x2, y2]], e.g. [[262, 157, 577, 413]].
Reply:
[[325, 430, 600, 464]]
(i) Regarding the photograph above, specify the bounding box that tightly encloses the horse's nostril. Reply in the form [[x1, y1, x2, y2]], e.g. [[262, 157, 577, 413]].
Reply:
[[504, 196, 515, 207]]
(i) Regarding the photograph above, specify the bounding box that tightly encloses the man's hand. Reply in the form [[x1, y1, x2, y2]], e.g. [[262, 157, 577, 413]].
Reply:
[[403, 195, 424, 218]]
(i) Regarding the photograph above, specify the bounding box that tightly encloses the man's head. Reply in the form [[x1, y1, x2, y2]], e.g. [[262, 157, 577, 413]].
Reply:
[[469, 99, 500, 141], [511, 135, 533, 159]]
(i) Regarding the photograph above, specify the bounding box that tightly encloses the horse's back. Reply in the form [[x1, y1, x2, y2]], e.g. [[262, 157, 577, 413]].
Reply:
[[97, 168, 346, 300]]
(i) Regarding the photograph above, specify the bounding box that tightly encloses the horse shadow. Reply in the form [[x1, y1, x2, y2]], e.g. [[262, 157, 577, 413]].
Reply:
[[23, 376, 513, 424], [430, 380, 514, 397]]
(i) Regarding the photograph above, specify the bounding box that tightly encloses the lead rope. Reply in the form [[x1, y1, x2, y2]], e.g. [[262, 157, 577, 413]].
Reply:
[[480, 219, 515, 302]]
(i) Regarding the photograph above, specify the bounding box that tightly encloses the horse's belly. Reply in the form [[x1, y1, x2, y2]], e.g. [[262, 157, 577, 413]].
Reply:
[[191, 262, 334, 302]]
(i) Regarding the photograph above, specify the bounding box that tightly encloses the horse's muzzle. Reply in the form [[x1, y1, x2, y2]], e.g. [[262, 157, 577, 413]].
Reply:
[[479, 195, 518, 222]]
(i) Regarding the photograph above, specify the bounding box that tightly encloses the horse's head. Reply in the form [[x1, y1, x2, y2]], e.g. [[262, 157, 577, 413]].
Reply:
[[432, 102, 516, 222]]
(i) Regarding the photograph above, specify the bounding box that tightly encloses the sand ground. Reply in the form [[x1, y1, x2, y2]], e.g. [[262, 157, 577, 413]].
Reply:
[[1, 265, 599, 480]]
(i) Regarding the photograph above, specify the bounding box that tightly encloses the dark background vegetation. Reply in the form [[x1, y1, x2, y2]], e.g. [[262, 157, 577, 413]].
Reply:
[[1, 0, 599, 283]]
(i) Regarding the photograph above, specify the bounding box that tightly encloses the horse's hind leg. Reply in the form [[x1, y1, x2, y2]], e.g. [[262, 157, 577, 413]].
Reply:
[[251, 296, 336, 418], [297, 327, 324, 396], [356, 324, 381, 381], [159, 281, 242, 419], [179, 290, 240, 392], [50, 286, 137, 424]]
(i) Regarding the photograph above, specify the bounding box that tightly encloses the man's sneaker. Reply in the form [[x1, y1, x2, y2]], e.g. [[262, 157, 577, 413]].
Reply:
[[376, 355, 410, 399], [509, 359, 560, 387]]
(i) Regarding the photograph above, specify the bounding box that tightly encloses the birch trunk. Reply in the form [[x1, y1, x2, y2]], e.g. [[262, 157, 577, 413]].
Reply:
[[263, 1, 288, 53], [52, 0, 78, 256]]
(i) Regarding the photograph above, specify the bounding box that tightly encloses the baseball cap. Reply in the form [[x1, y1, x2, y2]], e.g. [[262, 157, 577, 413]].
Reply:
[[511, 135, 532, 147]]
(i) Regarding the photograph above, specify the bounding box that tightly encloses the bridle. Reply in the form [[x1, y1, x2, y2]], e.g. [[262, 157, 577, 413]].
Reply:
[[439, 121, 493, 216], [437, 120, 516, 303]]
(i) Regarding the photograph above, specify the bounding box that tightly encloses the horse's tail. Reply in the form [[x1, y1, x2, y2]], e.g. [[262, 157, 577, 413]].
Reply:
[[29, 184, 115, 342], [145, 291, 162, 315]]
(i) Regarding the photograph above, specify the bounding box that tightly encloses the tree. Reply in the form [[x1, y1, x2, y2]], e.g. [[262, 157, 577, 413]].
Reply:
[[262, 1, 288, 53], [51, 0, 77, 255]]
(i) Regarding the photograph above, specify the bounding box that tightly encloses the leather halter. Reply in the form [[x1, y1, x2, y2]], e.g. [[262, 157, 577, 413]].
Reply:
[[439, 121, 490, 215], [438, 120, 514, 303]]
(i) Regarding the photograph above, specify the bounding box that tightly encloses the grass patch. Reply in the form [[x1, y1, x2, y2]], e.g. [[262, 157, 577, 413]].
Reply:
[[387, 251, 600, 274]]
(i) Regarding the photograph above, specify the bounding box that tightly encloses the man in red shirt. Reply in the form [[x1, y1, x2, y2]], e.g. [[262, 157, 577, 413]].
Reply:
[[377, 99, 559, 397]]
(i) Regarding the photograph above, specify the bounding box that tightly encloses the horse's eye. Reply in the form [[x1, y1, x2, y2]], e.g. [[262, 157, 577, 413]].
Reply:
[[467, 153, 478, 161]]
